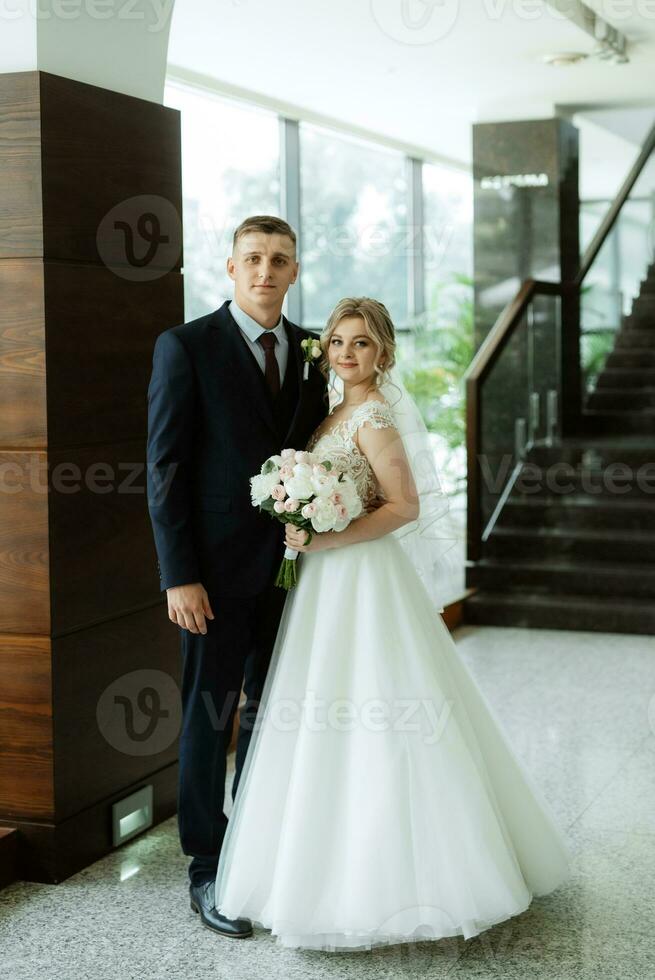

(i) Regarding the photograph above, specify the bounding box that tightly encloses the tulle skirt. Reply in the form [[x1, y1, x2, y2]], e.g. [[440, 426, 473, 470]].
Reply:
[[214, 534, 571, 951]]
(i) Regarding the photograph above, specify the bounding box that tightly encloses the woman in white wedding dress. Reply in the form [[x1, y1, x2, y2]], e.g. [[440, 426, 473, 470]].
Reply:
[[214, 297, 571, 951]]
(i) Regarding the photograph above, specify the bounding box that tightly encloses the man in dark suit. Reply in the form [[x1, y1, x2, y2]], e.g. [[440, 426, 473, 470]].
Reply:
[[146, 215, 328, 938]]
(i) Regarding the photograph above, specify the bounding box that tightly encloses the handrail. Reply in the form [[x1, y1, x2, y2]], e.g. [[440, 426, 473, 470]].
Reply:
[[465, 280, 564, 559], [465, 119, 655, 564], [465, 280, 561, 386], [576, 122, 655, 286]]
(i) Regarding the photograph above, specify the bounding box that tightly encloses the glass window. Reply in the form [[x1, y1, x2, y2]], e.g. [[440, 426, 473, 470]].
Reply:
[[422, 162, 473, 326], [396, 162, 473, 596], [300, 124, 408, 329], [164, 81, 280, 321]]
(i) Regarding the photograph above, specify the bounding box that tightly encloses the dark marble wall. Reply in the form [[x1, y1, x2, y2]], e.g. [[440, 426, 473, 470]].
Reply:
[[472, 117, 580, 347], [471, 118, 580, 519]]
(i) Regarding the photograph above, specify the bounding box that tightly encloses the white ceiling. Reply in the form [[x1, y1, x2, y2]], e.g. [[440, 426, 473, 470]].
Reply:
[[168, 0, 655, 168]]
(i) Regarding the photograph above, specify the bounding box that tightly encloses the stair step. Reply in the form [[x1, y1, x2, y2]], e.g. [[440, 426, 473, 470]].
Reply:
[[615, 330, 655, 348], [464, 591, 655, 635], [499, 496, 655, 530], [624, 317, 655, 332], [596, 369, 655, 388], [527, 436, 655, 467], [631, 294, 655, 309], [510, 457, 655, 499], [467, 558, 655, 598], [511, 481, 654, 501], [605, 349, 655, 369], [486, 525, 655, 562], [0, 827, 19, 890], [587, 388, 655, 410], [581, 410, 655, 435]]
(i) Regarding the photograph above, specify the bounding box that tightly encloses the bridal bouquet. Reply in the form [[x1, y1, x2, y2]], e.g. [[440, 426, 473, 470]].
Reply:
[[250, 448, 363, 589]]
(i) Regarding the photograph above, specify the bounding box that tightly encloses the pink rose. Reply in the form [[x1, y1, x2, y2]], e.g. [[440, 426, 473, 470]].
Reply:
[[332, 492, 343, 504], [336, 504, 348, 520], [280, 464, 294, 480], [284, 498, 300, 512], [301, 502, 317, 518], [271, 484, 287, 501], [273, 500, 286, 514], [281, 448, 295, 460]]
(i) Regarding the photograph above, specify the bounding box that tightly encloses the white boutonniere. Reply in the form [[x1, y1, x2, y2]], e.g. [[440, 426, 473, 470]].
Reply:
[[300, 337, 322, 380]]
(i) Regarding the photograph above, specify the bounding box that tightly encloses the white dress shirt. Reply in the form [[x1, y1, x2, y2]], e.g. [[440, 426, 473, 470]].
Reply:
[[228, 299, 289, 384]]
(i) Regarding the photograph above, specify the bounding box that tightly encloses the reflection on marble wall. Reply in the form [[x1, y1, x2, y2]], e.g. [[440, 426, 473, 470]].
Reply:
[[472, 117, 579, 348], [471, 119, 580, 483]]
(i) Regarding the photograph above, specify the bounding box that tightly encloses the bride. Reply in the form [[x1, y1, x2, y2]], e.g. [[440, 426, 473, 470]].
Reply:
[[214, 296, 571, 951]]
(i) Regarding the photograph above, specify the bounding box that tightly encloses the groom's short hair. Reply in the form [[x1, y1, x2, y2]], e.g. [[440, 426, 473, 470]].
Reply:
[[232, 215, 297, 254]]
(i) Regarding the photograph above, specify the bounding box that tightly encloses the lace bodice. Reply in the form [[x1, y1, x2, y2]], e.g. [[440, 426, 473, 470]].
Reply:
[[306, 399, 396, 512]]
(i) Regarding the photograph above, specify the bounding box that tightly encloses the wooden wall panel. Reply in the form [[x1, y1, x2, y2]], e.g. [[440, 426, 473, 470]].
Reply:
[[40, 72, 182, 269], [0, 452, 50, 634], [53, 603, 180, 820], [0, 70, 184, 881], [43, 261, 183, 447], [48, 441, 159, 634], [0, 72, 42, 259], [0, 827, 20, 888], [0, 761, 177, 883], [0, 635, 53, 819], [0, 259, 46, 447]]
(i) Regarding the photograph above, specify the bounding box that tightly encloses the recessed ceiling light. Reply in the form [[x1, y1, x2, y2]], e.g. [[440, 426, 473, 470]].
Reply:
[[542, 51, 589, 66]]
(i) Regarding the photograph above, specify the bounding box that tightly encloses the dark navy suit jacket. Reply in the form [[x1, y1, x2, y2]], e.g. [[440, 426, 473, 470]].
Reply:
[[146, 300, 328, 597]]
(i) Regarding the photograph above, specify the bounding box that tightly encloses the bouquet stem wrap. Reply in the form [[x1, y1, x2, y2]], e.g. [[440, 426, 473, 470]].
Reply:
[[275, 546, 300, 590]]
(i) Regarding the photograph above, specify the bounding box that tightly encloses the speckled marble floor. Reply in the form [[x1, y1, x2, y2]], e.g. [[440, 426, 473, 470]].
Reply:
[[2, 624, 655, 980]]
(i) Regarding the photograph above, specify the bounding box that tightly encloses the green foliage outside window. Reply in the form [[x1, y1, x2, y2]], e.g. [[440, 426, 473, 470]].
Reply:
[[398, 273, 474, 493]]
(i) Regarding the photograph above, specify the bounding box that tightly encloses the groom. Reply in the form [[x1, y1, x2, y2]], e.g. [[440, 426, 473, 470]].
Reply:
[[146, 215, 328, 937]]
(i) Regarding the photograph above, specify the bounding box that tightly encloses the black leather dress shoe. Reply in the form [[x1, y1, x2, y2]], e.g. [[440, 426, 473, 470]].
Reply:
[[189, 881, 253, 938]]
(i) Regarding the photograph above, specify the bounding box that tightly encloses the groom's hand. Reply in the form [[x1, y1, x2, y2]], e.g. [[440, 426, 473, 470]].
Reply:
[[166, 582, 215, 634]]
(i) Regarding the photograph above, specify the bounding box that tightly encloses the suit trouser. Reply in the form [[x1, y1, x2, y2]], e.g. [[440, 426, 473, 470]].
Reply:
[[177, 581, 287, 886]]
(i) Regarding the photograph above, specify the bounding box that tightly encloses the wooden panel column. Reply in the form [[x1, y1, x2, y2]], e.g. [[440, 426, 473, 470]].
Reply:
[[0, 71, 184, 882]]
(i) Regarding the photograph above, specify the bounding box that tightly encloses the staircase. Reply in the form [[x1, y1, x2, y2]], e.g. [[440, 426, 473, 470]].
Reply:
[[584, 261, 655, 436], [465, 263, 655, 636]]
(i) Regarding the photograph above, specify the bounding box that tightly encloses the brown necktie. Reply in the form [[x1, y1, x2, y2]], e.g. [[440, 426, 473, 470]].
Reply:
[[257, 332, 280, 399]]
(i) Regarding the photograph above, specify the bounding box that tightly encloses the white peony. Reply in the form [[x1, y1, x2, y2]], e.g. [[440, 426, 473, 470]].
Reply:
[[333, 511, 350, 532], [250, 471, 281, 506], [337, 475, 363, 518], [310, 496, 338, 532], [311, 472, 339, 498], [284, 463, 315, 500]]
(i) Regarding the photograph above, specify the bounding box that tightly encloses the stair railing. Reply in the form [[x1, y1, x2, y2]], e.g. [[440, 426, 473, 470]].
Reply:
[[466, 122, 655, 563]]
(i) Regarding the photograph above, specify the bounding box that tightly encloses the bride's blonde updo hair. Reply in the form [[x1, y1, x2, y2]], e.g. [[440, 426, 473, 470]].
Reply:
[[318, 297, 397, 391]]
